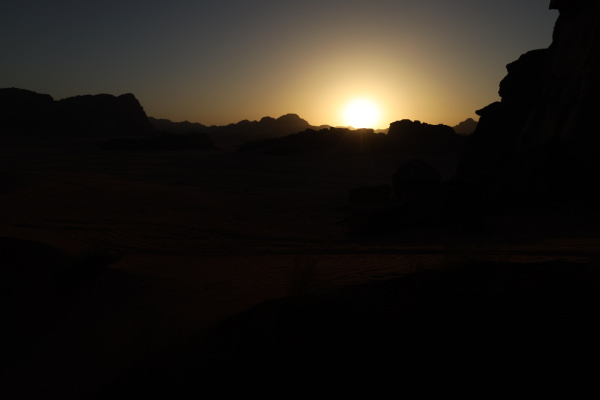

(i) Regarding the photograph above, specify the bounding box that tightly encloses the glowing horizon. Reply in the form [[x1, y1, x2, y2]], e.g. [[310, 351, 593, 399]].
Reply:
[[1, 2, 558, 130], [342, 98, 381, 129]]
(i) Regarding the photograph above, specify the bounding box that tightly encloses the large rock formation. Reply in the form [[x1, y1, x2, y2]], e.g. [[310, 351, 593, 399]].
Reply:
[[150, 113, 316, 149], [55, 93, 154, 136], [240, 120, 465, 159], [387, 119, 463, 159], [0, 88, 155, 137], [206, 113, 312, 144], [456, 0, 600, 211], [452, 118, 478, 135], [0, 88, 55, 135], [239, 127, 385, 155], [388, 120, 457, 146]]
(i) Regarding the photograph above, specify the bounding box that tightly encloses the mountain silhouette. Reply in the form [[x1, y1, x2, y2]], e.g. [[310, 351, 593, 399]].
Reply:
[[239, 121, 465, 158], [239, 127, 382, 155], [0, 88, 155, 137], [1, 88, 343, 150], [148, 117, 208, 134], [55, 93, 154, 137], [148, 113, 319, 149], [209, 114, 315, 147], [452, 118, 478, 135]]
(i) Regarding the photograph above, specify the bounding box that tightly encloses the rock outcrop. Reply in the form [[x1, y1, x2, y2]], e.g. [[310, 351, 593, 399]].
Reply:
[[239, 127, 386, 155], [0, 88, 55, 135], [388, 120, 457, 147], [240, 120, 464, 159], [452, 118, 478, 135], [388, 119, 464, 159], [207, 113, 312, 144], [55, 93, 154, 136], [0, 88, 155, 137], [456, 0, 600, 211]]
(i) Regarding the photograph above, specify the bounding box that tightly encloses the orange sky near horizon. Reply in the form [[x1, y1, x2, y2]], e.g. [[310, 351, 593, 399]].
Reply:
[[1, 1, 558, 130]]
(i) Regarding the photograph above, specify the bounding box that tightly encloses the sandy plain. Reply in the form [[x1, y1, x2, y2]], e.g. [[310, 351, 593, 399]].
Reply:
[[2, 137, 600, 397]]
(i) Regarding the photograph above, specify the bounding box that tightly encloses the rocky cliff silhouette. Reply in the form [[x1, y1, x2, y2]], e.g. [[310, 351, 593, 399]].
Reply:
[[0, 88, 155, 137], [0, 88, 55, 135], [55, 93, 155, 136], [456, 0, 600, 212], [348, 1, 600, 234], [452, 118, 478, 135], [388, 119, 462, 154]]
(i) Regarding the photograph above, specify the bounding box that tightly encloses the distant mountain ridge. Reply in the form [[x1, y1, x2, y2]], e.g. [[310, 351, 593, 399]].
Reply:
[[2, 87, 460, 152], [149, 113, 330, 148], [148, 117, 207, 134], [217, 114, 312, 135], [452, 118, 478, 135], [239, 120, 465, 159]]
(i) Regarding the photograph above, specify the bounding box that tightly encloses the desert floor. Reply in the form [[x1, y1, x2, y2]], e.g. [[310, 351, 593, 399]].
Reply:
[[2, 137, 600, 397]]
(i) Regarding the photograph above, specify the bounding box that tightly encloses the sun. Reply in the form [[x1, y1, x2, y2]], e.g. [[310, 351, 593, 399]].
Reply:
[[343, 98, 381, 129]]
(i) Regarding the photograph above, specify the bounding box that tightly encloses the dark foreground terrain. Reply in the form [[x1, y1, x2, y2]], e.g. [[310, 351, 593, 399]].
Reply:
[[2, 138, 600, 398]]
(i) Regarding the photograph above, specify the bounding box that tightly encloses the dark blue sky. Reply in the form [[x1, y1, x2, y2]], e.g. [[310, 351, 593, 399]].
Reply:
[[1, 1, 557, 128]]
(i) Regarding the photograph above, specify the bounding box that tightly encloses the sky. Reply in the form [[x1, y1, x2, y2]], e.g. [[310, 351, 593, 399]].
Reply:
[[1, 1, 558, 129]]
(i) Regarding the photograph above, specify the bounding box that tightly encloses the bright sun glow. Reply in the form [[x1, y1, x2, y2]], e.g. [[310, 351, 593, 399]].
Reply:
[[343, 98, 381, 128]]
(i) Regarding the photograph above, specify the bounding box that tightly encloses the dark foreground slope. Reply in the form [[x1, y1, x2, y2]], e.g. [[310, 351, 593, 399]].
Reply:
[[2, 139, 599, 399], [101, 258, 600, 397]]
